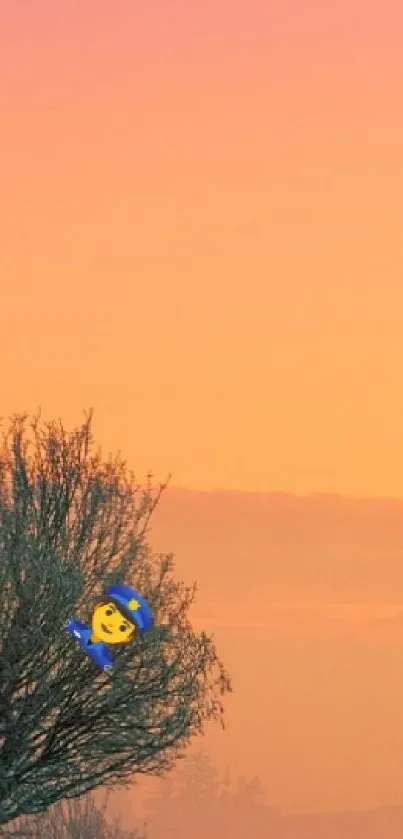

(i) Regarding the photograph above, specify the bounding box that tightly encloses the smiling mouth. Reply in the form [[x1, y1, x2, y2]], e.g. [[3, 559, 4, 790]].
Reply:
[[101, 623, 112, 634]]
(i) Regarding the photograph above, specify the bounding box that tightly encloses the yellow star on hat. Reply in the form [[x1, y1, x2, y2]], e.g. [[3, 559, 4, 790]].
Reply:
[[128, 598, 140, 611]]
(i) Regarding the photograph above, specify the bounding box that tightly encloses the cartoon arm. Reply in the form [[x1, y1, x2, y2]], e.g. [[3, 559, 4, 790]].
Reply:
[[65, 618, 89, 632]]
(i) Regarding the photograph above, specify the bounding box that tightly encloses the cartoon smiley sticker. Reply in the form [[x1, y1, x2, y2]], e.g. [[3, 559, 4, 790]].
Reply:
[[65, 584, 154, 670]]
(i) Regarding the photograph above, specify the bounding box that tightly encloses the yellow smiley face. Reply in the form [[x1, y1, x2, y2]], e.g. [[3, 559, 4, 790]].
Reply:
[[91, 601, 135, 645]]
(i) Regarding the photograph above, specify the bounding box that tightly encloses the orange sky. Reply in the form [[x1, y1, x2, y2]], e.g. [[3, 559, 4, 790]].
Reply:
[[1, 0, 403, 496], [147, 490, 403, 817], [2, 3, 403, 823]]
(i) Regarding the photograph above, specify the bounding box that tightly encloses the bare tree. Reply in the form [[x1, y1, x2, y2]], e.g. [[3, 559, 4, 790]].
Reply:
[[0, 790, 146, 839], [0, 412, 231, 827]]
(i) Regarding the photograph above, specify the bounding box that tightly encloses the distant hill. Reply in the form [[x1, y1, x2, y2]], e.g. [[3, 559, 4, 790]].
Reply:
[[150, 486, 403, 608], [277, 803, 403, 839], [135, 487, 403, 817]]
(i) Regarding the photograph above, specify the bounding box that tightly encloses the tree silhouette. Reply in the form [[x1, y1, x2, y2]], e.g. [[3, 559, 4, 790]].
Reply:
[[0, 412, 231, 827], [144, 751, 219, 838], [144, 751, 275, 839]]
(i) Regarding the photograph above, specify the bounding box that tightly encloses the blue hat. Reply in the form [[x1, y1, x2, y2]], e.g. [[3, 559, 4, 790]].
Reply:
[[105, 583, 154, 633]]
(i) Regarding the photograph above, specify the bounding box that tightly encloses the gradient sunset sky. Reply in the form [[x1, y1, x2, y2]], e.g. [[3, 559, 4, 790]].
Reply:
[[1, 0, 403, 496], [3, 4, 403, 823]]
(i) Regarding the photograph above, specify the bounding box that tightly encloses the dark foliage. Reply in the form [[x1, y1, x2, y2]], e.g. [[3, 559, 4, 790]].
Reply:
[[0, 412, 231, 826]]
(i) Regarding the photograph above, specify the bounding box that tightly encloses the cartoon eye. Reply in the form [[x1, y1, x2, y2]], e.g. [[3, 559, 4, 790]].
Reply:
[[120, 624, 127, 632], [106, 609, 113, 616]]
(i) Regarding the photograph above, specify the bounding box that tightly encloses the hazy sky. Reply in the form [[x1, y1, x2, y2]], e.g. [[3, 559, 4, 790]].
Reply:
[[148, 490, 403, 816], [2, 4, 403, 824], [1, 0, 403, 496]]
